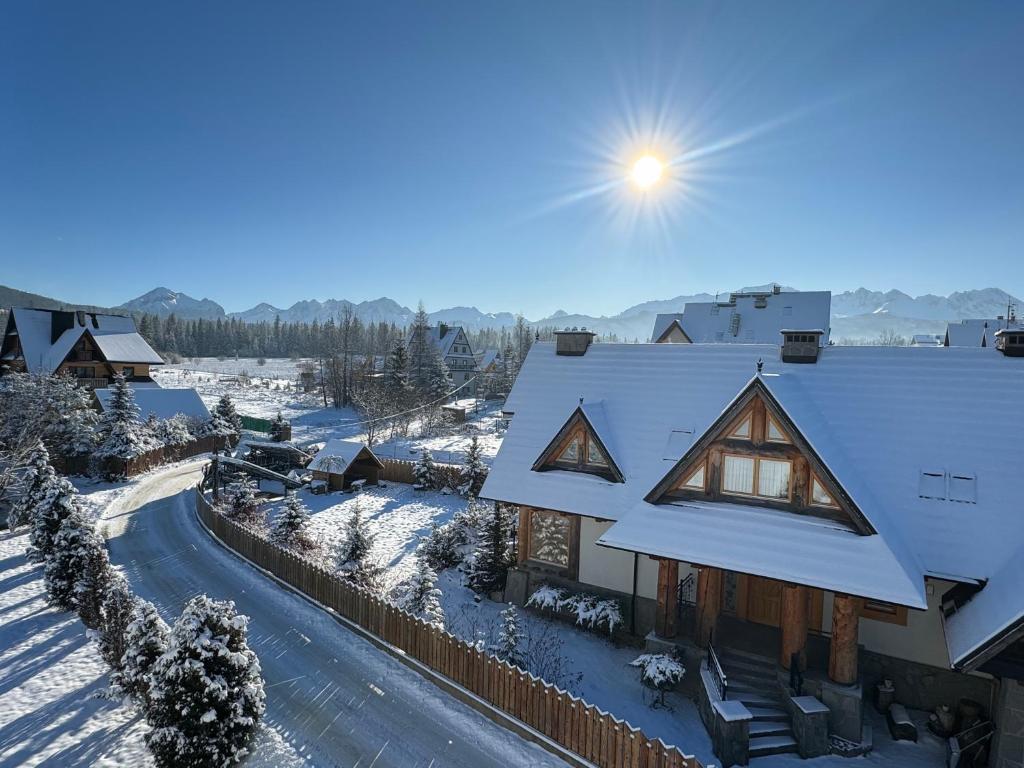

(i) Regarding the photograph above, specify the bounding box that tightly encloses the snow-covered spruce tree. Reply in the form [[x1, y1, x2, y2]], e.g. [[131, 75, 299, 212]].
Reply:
[[26, 467, 79, 563], [334, 501, 383, 591], [413, 449, 437, 490], [419, 521, 463, 572], [198, 410, 236, 449], [8, 440, 52, 531], [458, 436, 488, 498], [271, 493, 310, 548], [145, 595, 265, 768], [425, 346, 452, 401], [157, 414, 195, 448], [468, 502, 514, 595], [99, 574, 136, 670], [495, 604, 525, 668], [43, 506, 102, 612], [268, 411, 286, 442], [396, 557, 445, 628], [40, 373, 99, 458], [95, 373, 158, 471], [214, 393, 243, 435], [406, 303, 433, 392], [75, 528, 117, 630], [227, 478, 261, 524], [112, 597, 169, 706]]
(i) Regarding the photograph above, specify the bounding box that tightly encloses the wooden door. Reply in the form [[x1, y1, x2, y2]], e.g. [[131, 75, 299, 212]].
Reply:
[[746, 576, 783, 627]]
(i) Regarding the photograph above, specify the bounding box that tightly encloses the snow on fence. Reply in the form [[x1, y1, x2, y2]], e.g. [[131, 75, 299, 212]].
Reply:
[[195, 489, 703, 768], [378, 457, 460, 486], [55, 435, 224, 477]]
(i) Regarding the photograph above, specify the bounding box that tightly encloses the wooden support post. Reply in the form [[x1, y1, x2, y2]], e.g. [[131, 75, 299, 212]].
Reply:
[[780, 584, 810, 670], [695, 566, 723, 648], [516, 507, 529, 565], [828, 593, 860, 685], [654, 559, 679, 639]]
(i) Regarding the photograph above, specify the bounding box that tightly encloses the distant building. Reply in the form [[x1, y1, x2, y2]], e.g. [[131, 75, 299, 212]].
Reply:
[[944, 315, 1021, 347], [651, 288, 831, 345], [94, 386, 210, 422], [409, 323, 478, 394], [308, 438, 384, 491], [0, 307, 163, 388], [910, 334, 943, 347]]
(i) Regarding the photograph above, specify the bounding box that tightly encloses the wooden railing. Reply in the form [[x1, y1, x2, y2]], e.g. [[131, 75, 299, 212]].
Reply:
[[195, 490, 703, 768]]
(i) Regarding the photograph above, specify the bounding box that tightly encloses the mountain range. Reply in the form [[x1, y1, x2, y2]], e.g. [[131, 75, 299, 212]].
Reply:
[[1, 284, 1019, 342]]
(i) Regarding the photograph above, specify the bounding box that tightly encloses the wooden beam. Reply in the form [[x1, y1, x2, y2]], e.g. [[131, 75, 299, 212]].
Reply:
[[654, 559, 679, 639], [516, 507, 529, 565], [780, 584, 810, 670], [695, 566, 723, 647], [828, 593, 860, 684]]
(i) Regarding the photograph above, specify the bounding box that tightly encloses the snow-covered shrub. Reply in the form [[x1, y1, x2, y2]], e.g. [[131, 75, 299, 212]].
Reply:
[[269, 411, 287, 441], [527, 585, 622, 635], [394, 557, 445, 628], [226, 479, 262, 525], [214, 393, 243, 434], [458, 436, 489, 497], [452, 496, 486, 542], [99, 575, 136, 670], [630, 653, 685, 708], [157, 414, 196, 448], [413, 449, 438, 490], [112, 598, 169, 706], [526, 584, 566, 612], [495, 604, 524, 668], [145, 595, 265, 768], [27, 469, 80, 563], [75, 531, 117, 630], [419, 521, 464, 572]]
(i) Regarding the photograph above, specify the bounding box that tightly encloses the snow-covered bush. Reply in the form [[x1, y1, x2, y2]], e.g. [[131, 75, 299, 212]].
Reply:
[[99, 575, 136, 670], [75, 531, 117, 630], [495, 604, 524, 668], [413, 449, 438, 490], [27, 467, 79, 563], [157, 414, 196, 448], [458, 436, 488, 497], [630, 653, 685, 708], [269, 411, 287, 441], [452, 495, 486, 542], [394, 557, 444, 628], [145, 595, 265, 768], [527, 584, 623, 635], [8, 440, 51, 531], [112, 598, 170, 706], [419, 521, 464, 572], [525, 584, 566, 612], [226, 479, 262, 525]]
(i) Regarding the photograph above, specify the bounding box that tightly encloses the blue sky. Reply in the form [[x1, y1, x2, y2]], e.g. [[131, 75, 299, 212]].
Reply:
[[2, 1, 1022, 318]]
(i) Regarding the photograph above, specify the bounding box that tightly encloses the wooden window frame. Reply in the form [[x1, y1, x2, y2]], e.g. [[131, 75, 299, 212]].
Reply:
[[728, 413, 753, 440], [765, 413, 791, 444], [680, 460, 707, 491], [520, 507, 580, 578], [859, 599, 908, 626], [549, 426, 613, 478], [809, 474, 839, 510], [721, 452, 794, 502]]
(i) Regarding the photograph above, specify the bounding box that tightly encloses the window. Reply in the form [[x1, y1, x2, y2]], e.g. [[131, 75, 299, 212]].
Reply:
[[69, 366, 95, 379], [586, 440, 608, 467], [722, 455, 792, 501], [729, 414, 752, 439], [122, 366, 135, 378], [558, 436, 580, 463], [766, 414, 790, 443], [860, 599, 908, 626], [681, 463, 706, 490], [528, 510, 571, 567], [810, 476, 838, 508]]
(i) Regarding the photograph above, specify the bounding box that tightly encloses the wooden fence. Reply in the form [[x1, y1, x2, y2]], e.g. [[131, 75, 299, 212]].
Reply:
[[57, 435, 225, 478], [195, 490, 702, 768], [378, 457, 461, 486]]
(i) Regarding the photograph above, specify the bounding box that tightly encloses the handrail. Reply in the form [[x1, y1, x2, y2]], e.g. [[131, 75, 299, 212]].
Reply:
[[707, 633, 728, 701]]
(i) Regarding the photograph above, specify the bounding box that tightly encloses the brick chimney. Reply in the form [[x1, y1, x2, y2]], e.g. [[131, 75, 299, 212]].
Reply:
[[554, 328, 596, 356], [780, 329, 824, 363]]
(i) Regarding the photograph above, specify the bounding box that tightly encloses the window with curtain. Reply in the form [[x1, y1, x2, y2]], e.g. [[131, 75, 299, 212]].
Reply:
[[757, 459, 791, 499], [722, 455, 755, 494], [721, 455, 792, 500], [528, 510, 571, 566]]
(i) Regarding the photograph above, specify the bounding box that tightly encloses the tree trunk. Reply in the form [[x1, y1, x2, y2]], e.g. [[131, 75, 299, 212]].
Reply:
[[828, 593, 859, 684]]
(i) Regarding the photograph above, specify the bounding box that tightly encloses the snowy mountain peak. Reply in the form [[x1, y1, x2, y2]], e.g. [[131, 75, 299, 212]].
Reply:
[[118, 287, 226, 320]]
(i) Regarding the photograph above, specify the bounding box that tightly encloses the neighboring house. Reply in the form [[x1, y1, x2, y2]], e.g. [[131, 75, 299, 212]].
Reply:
[[481, 329, 1024, 760], [409, 323, 479, 393], [308, 438, 384, 491], [910, 334, 943, 347], [475, 348, 502, 374], [651, 288, 832, 345], [944, 316, 1021, 347], [94, 386, 210, 423], [0, 307, 163, 387]]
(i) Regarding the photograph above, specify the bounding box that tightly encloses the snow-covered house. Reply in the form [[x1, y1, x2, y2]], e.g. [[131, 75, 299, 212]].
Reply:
[[409, 323, 478, 393], [94, 386, 210, 423], [0, 307, 163, 387], [944, 316, 1021, 347], [651, 288, 832, 345], [475, 348, 502, 374], [481, 329, 1024, 757], [308, 439, 384, 491]]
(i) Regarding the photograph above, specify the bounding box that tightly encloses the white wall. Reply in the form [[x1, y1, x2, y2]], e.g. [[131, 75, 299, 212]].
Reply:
[[821, 579, 953, 669], [578, 517, 660, 599]]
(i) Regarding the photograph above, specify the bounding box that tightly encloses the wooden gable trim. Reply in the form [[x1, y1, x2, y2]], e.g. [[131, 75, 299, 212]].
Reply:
[[355, 446, 386, 470], [60, 329, 120, 379], [531, 406, 625, 483], [644, 378, 876, 535], [655, 319, 692, 344]]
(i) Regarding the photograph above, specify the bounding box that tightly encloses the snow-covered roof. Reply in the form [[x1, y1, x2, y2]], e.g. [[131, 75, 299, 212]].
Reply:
[[944, 318, 1021, 347], [663, 290, 832, 345], [408, 324, 474, 360], [307, 438, 383, 475], [481, 342, 1024, 660], [476, 349, 501, 370], [651, 314, 686, 342], [9, 307, 163, 374], [95, 386, 210, 421]]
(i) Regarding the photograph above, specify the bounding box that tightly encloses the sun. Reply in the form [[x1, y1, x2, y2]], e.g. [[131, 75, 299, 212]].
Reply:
[[630, 154, 664, 190]]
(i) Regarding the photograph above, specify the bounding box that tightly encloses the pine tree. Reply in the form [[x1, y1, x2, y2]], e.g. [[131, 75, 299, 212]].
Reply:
[[426, 345, 452, 401], [383, 341, 412, 397], [76, 530, 117, 630], [9, 440, 51, 531], [26, 467, 79, 563], [95, 373, 156, 463], [99, 574, 136, 670], [40, 373, 99, 457], [396, 557, 445, 628], [459, 436, 488, 497], [407, 303, 433, 391], [468, 502, 513, 595], [145, 595, 266, 768], [112, 598, 170, 706], [215, 393, 243, 434], [495, 604, 524, 668], [413, 449, 437, 490], [271, 493, 310, 547], [44, 507, 103, 612], [269, 411, 286, 441], [157, 414, 195, 447], [419, 521, 463, 571], [335, 501, 383, 591], [227, 479, 261, 525]]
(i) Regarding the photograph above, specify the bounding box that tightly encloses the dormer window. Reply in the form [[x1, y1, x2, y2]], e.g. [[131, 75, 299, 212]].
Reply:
[[810, 475, 838, 508], [722, 455, 792, 500], [559, 436, 580, 463], [766, 414, 790, 444], [532, 403, 624, 483], [681, 463, 706, 490], [729, 414, 752, 440]]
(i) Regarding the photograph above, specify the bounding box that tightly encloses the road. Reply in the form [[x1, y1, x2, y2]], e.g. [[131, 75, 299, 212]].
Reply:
[[103, 462, 567, 768]]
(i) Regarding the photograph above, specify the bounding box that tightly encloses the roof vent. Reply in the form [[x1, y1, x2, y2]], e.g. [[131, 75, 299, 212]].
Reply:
[[553, 329, 596, 356], [994, 329, 1024, 357], [780, 329, 823, 363]]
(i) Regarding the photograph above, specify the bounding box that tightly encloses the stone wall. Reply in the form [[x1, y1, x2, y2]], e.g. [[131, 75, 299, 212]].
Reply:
[[860, 648, 996, 714], [993, 678, 1024, 768]]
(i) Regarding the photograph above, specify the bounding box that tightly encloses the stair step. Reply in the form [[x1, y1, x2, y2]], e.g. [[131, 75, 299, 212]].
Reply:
[[727, 669, 779, 687], [749, 735, 798, 758], [718, 656, 778, 679], [749, 721, 793, 738], [746, 706, 790, 722], [717, 647, 777, 668], [734, 692, 783, 707], [728, 680, 777, 696]]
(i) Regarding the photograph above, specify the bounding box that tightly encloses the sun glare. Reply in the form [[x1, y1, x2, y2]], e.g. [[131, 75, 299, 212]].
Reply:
[[631, 155, 664, 190]]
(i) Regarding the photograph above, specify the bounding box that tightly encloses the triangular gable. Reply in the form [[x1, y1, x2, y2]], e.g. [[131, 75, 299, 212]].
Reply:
[[531, 402, 624, 483], [655, 319, 692, 344], [645, 377, 875, 534]]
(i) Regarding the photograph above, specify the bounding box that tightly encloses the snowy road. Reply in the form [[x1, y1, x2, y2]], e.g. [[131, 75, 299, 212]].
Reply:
[[102, 462, 568, 768]]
